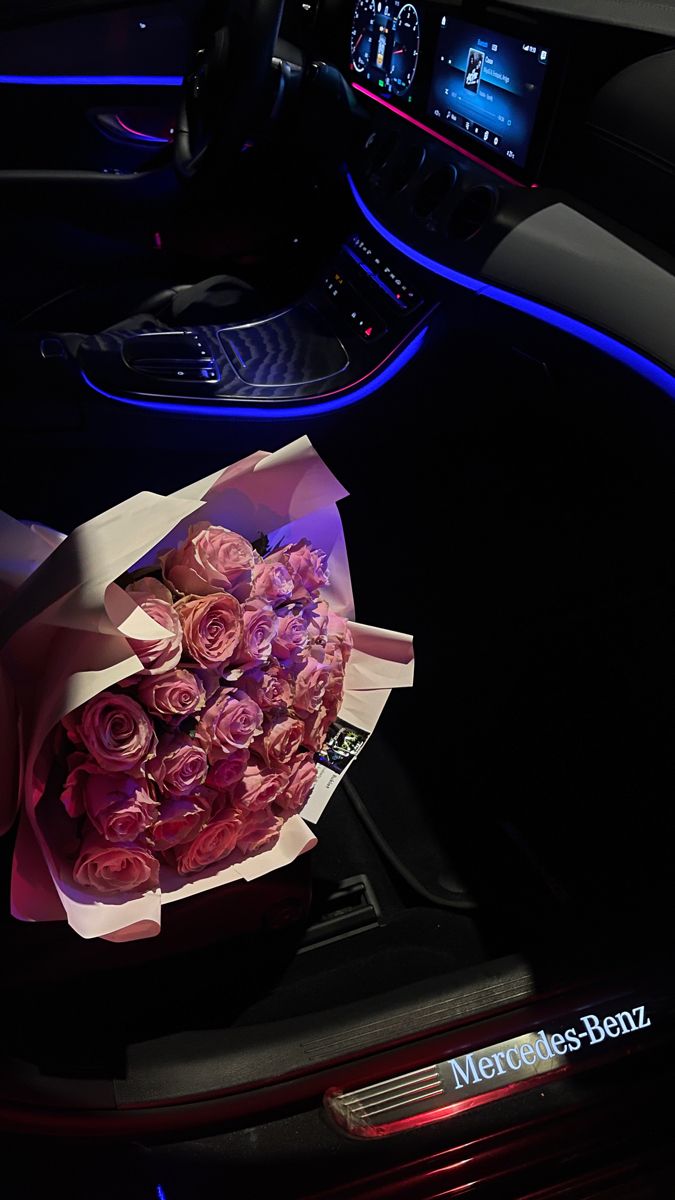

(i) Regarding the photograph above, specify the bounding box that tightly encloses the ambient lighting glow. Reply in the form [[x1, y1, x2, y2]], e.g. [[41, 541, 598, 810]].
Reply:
[[0, 75, 182, 86], [156, 1188, 167, 1200], [79, 326, 428, 419], [346, 174, 675, 402], [115, 116, 171, 143], [352, 82, 527, 188]]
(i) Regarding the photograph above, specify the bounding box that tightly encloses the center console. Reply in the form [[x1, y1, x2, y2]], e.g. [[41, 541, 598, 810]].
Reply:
[[76, 236, 434, 414]]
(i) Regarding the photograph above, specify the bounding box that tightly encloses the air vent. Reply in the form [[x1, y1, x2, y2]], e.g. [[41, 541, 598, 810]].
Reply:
[[413, 165, 458, 217], [363, 129, 397, 173], [386, 144, 426, 194], [447, 185, 498, 240]]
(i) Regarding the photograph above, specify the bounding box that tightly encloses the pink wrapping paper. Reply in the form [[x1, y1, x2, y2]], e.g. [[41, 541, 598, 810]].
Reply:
[[0, 438, 413, 941]]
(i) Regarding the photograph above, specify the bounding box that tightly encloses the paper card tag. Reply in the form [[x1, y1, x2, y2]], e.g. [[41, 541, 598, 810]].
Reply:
[[303, 716, 373, 824]]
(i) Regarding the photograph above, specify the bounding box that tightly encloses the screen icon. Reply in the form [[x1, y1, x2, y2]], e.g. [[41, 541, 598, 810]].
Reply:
[[539, 48, 548, 62]]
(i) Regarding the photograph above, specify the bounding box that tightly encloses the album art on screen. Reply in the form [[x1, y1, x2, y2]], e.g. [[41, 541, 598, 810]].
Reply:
[[464, 48, 484, 93]]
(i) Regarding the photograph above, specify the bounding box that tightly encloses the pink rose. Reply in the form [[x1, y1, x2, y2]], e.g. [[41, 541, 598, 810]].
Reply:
[[324, 664, 346, 712], [78, 691, 157, 772], [73, 833, 159, 894], [252, 559, 293, 604], [124, 577, 183, 675], [302, 705, 334, 752], [196, 689, 263, 760], [293, 657, 331, 716], [232, 763, 286, 812], [170, 808, 245, 874], [256, 714, 304, 770], [83, 771, 159, 843], [161, 523, 257, 600], [306, 600, 329, 642], [272, 612, 309, 661], [232, 601, 278, 670], [152, 791, 213, 850], [177, 592, 243, 669], [327, 612, 354, 666], [275, 752, 318, 817], [240, 664, 292, 712], [137, 668, 206, 723], [148, 733, 209, 796], [60, 752, 100, 817], [236, 808, 283, 858], [206, 750, 250, 791], [268, 539, 328, 599]]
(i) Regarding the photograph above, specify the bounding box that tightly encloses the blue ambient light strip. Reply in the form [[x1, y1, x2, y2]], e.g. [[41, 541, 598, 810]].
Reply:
[[79, 326, 428, 419], [346, 173, 675, 402], [0, 75, 183, 86]]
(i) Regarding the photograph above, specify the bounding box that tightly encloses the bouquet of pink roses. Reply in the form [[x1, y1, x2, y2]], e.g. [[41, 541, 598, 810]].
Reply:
[[0, 438, 413, 941], [61, 527, 353, 893]]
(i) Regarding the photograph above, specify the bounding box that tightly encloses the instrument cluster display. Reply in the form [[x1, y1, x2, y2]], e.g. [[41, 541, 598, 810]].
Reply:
[[350, 0, 421, 99]]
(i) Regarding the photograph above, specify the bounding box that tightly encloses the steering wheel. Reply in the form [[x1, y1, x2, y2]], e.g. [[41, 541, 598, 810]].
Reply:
[[175, 0, 286, 180]]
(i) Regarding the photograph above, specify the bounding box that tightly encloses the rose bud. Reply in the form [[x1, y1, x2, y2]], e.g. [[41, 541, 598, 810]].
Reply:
[[231, 601, 279, 671], [169, 808, 245, 874], [232, 763, 286, 812], [195, 689, 263, 760], [151, 791, 213, 851], [293, 657, 331, 716], [176, 592, 243, 669], [137, 668, 206, 723], [147, 732, 209, 796], [83, 771, 159, 843], [206, 750, 250, 792], [255, 714, 304, 770], [79, 691, 157, 772], [274, 752, 318, 818], [236, 808, 283, 859], [161, 523, 257, 601], [73, 833, 159, 894]]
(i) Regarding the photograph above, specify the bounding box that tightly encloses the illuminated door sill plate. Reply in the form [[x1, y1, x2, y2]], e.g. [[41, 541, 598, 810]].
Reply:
[[325, 1003, 653, 1138]]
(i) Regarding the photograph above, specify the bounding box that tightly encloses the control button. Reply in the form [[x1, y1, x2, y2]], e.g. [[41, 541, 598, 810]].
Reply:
[[344, 237, 424, 315], [123, 332, 221, 383]]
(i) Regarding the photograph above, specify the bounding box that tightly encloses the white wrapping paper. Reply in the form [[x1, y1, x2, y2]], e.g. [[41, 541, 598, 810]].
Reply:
[[0, 438, 413, 941]]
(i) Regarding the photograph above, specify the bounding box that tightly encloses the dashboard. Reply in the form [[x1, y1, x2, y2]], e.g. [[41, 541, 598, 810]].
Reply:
[[347, 0, 563, 181]]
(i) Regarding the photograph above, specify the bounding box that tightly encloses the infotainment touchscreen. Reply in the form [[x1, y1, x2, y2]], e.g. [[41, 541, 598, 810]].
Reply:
[[427, 15, 551, 168]]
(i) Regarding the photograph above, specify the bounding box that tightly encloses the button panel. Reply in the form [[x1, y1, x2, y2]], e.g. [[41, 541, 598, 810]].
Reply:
[[123, 332, 220, 383], [323, 268, 387, 341], [348, 235, 423, 313]]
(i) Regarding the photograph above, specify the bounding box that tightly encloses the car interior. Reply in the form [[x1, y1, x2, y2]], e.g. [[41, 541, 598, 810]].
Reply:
[[1, 0, 674, 1195]]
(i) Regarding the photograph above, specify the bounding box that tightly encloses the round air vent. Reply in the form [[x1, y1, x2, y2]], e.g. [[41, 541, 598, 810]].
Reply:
[[363, 129, 397, 173], [413, 165, 458, 217], [386, 144, 426, 194], [447, 185, 498, 240]]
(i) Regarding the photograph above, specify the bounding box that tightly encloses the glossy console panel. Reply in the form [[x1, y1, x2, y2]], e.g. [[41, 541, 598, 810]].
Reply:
[[220, 306, 349, 387], [77, 236, 433, 410]]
